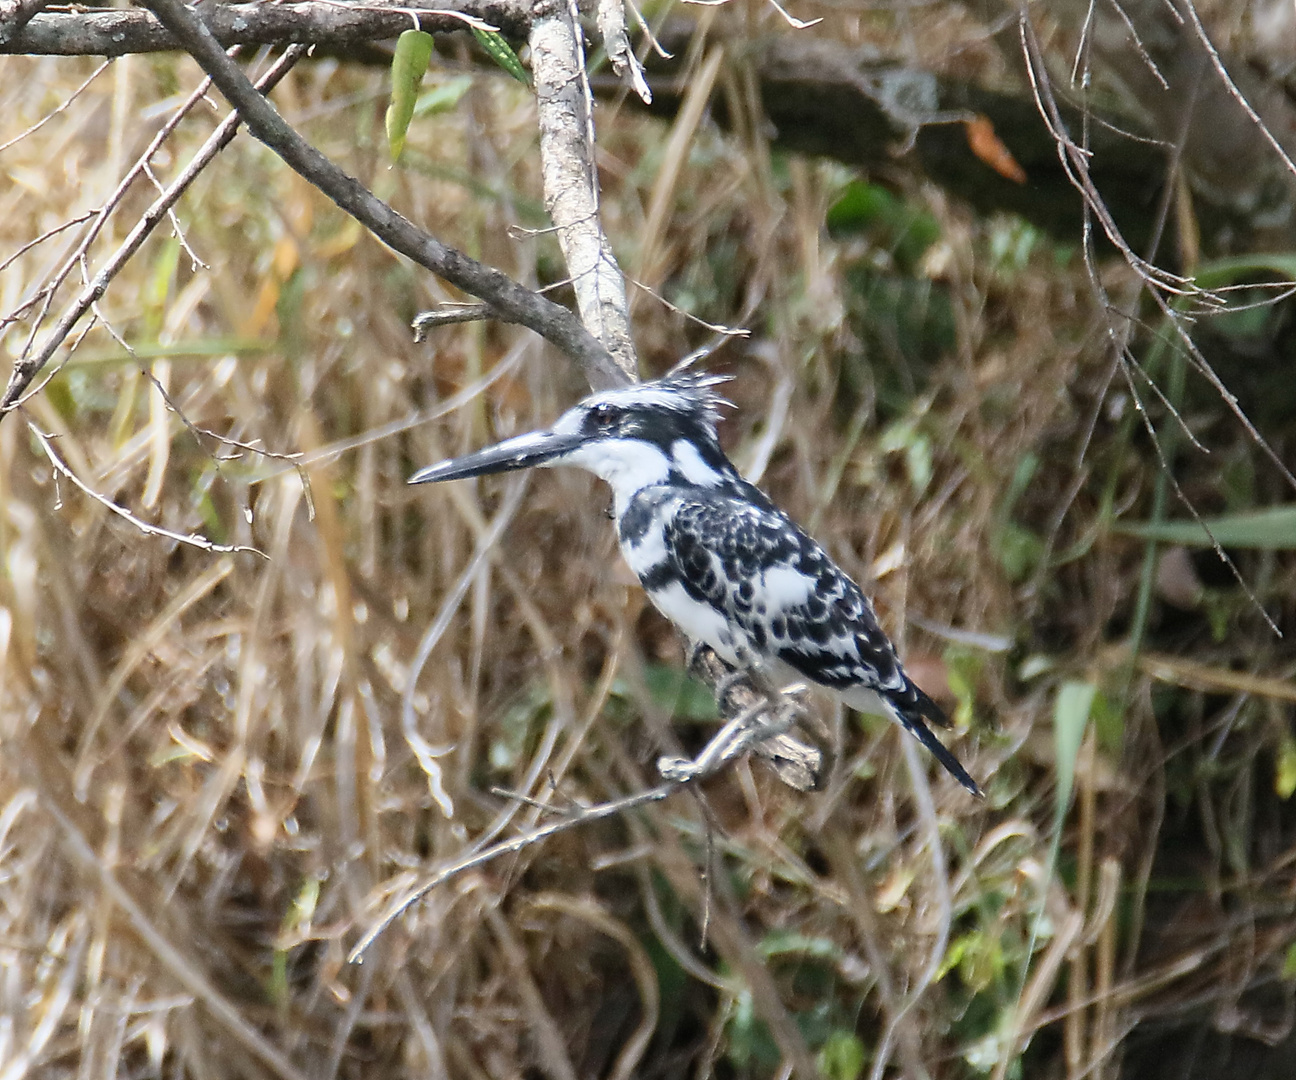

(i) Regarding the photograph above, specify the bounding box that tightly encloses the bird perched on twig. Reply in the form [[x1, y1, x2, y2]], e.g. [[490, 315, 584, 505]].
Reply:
[[410, 372, 980, 796]]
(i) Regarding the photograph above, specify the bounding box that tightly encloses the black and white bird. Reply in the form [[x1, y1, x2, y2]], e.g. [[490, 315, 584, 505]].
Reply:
[[410, 373, 980, 796]]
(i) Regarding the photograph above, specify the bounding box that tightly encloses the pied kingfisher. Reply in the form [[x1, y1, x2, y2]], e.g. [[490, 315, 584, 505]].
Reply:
[[410, 373, 980, 796]]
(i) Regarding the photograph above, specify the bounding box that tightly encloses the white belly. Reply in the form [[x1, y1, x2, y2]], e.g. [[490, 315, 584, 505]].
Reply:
[[645, 580, 741, 664], [839, 683, 891, 720]]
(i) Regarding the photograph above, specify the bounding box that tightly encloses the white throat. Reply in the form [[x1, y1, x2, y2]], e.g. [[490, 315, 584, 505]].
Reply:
[[557, 438, 673, 517]]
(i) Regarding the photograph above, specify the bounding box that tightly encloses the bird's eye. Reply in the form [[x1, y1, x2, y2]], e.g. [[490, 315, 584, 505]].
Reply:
[[592, 403, 620, 428]]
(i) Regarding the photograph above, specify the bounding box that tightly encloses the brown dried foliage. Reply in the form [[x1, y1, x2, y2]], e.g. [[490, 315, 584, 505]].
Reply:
[[1, 6, 1295, 1079]]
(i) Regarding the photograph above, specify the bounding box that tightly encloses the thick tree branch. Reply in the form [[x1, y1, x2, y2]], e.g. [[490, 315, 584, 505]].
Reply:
[[126, 0, 623, 393], [0, 0, 50, 45], [2, 0, 530, 55], [530, 0, 637, 379]]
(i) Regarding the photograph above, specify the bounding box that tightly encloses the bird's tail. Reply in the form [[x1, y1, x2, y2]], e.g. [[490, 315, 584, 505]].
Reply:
[[890, 685, 983, 798]]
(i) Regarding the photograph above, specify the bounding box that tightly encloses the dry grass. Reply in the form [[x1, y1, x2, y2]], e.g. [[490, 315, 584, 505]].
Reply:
[[1, 9, 1294, 1080]]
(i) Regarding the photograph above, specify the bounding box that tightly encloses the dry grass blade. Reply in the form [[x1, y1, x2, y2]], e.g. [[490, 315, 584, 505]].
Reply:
[[1137, 652, 1296, 703], [73, 556, 234, 797], [9, 728, 311, 1080], [633, 46, 724, 298], [3, 4, 1294, 1077]]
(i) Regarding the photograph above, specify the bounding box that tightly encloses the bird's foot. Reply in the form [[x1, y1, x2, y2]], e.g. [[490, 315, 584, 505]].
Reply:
[[657, 688, 806, 784]]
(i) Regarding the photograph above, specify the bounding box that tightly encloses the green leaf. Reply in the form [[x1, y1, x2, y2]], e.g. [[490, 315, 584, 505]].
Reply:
[[726, 989, 780, 1071], [1284, 941, 1296, 979], [386, 30, 434, 161], [1276, 736, 1296, 800], [756, 930, 841, 961], [1053, 680, 1096, 825], [944, 646, 985, 729], [489, 687, 549, 771], [988, 218, 1040, 275], [639, 664, 718, 722], [473, 28, 530, 85], [143, 236, 182, 336], [817, 1032, 867, 1080], [414, 74, 474, 116], [1192, 254, 1296, 289], [946, 928, 1007, 992], [1090, 687, 1124, 758], [826, 181, 940, 270], [879, 418, 933, 495], [995, 522, 1044, 583], [1114, 507, 1296, 550], [1001, 453, 1039, 519]]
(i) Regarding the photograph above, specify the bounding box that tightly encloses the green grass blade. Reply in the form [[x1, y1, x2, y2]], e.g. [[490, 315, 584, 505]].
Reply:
[[1053, 680, 1096, 826], [1114, 506, 1296, 549]]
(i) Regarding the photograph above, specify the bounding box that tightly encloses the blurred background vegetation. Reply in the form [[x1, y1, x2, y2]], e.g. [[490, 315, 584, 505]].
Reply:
[[0, 2, 1294, 1079]]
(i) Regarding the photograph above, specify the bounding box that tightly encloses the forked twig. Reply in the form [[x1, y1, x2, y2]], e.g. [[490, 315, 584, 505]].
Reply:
[[28, 420, 266, 557], [352, 682, 818, 961], [349, 781, 677, 960]]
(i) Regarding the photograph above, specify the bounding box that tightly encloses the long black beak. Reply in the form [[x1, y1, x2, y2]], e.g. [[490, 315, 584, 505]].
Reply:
[[409, 429, 584, 485]]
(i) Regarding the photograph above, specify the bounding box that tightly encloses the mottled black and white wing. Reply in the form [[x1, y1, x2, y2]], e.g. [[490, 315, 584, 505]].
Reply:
[[651, 490, 979, 794]]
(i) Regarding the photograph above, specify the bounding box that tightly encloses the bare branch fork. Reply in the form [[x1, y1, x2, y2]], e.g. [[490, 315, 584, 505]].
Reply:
[[349, 686, 810, 963], [89, 0, 624, 397]]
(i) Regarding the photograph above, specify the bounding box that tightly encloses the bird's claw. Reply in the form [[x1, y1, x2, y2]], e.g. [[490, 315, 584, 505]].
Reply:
[[657, 690, 806, 784]]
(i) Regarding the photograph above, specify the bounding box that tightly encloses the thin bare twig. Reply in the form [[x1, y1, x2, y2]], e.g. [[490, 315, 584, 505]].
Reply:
[[1180, 0, 1296, 187], [28, 421, 266, 558], [1104, 0, 1168, 91], [627, 275, 752, 336], [0, 211, 96, 277], [348, 781, 678, 961], [0, 58, 109, 153]]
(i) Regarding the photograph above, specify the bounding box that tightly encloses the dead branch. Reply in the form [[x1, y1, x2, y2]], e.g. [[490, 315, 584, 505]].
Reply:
[[0, 0, 49, 45], [2, 0, 531, 56], [530, 0, 637, 380]]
